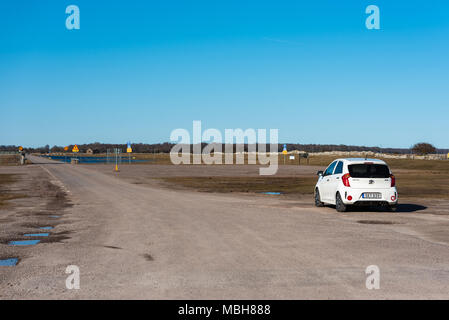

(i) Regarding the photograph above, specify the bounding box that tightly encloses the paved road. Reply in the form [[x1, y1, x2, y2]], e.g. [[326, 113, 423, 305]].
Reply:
[[2, 155, 449, 299]]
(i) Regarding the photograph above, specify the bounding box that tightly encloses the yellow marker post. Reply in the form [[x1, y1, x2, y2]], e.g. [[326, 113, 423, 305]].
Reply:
[[282, 145, 287, 165], [114, 148, 120, 172], [126, 142, 132, 164]]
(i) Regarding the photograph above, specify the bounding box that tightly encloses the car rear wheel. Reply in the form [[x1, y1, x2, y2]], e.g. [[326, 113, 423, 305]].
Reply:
[[315, 189, 324, 207], [335, 193, 347, 212]]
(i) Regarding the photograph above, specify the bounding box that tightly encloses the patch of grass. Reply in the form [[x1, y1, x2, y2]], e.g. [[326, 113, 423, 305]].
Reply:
[[0, 194, 26, 206], [0, 155, 20, 166], [131, 153, 176, 164], [158, 176, 316, 194], [0, 174, 25, 207], [395, 172, 449, 199], [0, 174, 17, 186], [158, 172, 449, 199], [383, 159, 449, 173], [307, 155, 449, 172], [357, 220, 397, 225]]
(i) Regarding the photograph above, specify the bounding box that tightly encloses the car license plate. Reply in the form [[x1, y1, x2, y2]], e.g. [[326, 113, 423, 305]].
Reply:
[[362, 192, 382, 199]]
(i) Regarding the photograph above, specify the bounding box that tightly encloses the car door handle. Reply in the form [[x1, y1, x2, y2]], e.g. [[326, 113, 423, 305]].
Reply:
[[326, 179, 330, 181], [336, 177, 340, 180]]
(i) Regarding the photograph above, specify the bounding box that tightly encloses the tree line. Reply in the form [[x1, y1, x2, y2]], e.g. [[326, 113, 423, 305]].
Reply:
[[1, 142, 447, 155]]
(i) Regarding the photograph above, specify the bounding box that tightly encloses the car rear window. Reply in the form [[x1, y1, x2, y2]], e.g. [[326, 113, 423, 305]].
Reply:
[[348, 164, 390, 178]]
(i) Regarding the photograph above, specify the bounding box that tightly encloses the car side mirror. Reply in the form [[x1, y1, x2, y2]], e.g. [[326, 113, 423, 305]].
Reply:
[[317, 171, 324, 177]]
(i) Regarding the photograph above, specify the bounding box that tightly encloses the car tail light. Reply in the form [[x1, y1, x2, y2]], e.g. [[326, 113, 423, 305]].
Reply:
[[342, 173, 351, 187], [390, 174, 396, 187]]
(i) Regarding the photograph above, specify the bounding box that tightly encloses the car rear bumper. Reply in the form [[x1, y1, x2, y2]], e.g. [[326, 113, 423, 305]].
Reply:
[[340, 187, 398, 205]]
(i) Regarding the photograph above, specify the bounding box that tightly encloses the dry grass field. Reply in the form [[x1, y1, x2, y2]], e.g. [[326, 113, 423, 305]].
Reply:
[[157, 173, 449, 199], [140, 154, 449, 199]]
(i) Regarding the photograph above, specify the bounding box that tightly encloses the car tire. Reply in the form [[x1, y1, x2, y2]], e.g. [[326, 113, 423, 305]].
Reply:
[[335, 193, 347, 212], [315, 188, 324, 207]]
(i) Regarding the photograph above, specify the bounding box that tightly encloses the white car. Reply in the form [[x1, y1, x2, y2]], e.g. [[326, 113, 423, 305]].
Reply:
[[314, 158, 398, 212]]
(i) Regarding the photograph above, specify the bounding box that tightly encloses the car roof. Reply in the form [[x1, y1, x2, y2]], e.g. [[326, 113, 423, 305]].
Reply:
[[334, 158, 387, 164]]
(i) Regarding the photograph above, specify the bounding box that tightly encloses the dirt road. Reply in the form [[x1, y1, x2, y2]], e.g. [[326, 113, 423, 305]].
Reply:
[[1, 155, 449, 299]]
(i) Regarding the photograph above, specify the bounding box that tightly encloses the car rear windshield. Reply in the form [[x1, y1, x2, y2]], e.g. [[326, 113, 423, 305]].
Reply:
[[348, 164, 390, 178]]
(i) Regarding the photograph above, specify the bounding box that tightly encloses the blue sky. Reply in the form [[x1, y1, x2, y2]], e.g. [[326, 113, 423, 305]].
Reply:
[[1, 0, 448, 148]]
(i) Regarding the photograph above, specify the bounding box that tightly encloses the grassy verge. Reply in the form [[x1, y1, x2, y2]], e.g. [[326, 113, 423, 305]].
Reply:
[[395, 172, 449, 198], [158, 176, 317, 194], [158, 172, 449, 199]]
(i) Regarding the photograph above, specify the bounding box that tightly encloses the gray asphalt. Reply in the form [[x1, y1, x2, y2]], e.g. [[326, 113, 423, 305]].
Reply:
[[1, 155, 449, 299]]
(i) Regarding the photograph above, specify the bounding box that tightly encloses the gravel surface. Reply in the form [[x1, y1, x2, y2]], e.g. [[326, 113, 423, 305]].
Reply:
[[0, 156, 448, 299]]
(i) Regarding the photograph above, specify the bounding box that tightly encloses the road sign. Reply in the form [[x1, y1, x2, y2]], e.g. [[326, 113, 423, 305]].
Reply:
[[64, 146, 69, 151], [282, 144, 287, 155], [18, 146, 23, 151], [126, 142, 132, 153], [72, 145, 79, 153]]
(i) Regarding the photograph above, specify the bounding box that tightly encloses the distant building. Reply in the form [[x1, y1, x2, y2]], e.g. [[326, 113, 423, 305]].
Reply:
[[86, 148, 94, 155]]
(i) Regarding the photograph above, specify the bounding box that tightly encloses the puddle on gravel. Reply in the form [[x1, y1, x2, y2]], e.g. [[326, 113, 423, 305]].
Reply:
[[9, 240, 41, 246], [38, 230, 72, 243], [357, 220, 398, 225], [261, 192, 283, 195], [0, 258, 19, 266], [104, 245, 122, 250], [24, 233, 50, 237], [142, 253, 154, 261], [49, 215, 60, 218], [39, 227, 54, 230]]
